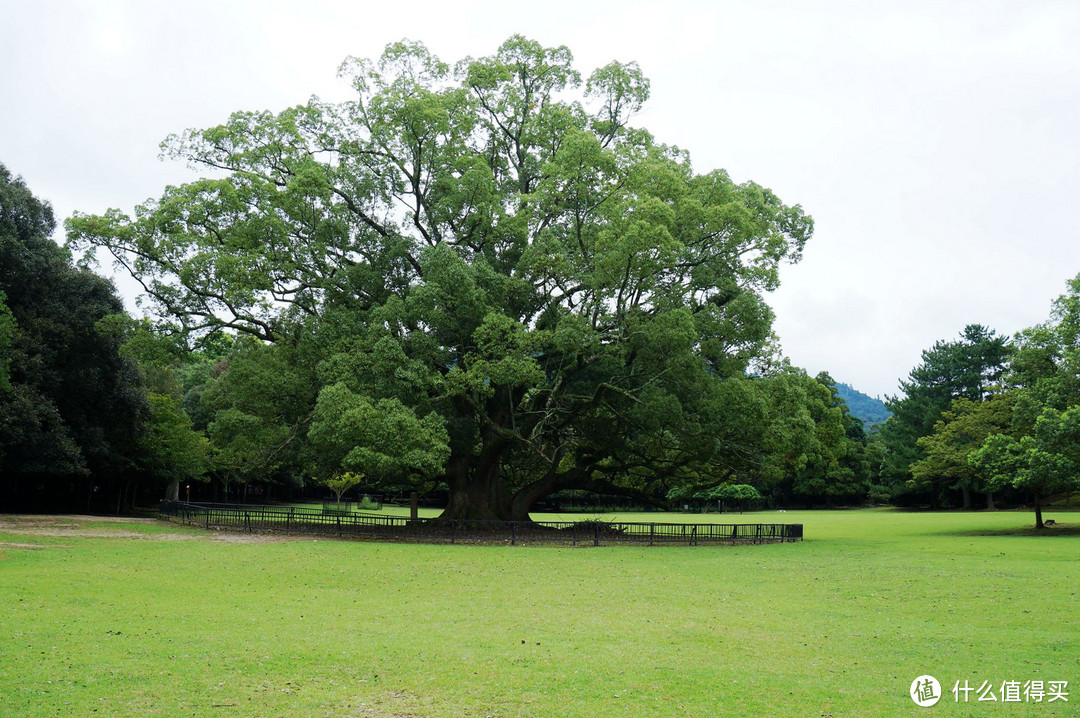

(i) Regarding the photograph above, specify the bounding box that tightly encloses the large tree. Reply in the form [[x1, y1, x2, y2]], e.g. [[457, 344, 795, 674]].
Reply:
[[878, 324, 1010, 505], [969, 275, 1080, 527], [909, 393, 1016, 509], [970, 408, 1080, 528], [68, 37, 813, 520], [0, 163, 146, 510], [789, 372, 873, 506], [0, 289, 14, 392]]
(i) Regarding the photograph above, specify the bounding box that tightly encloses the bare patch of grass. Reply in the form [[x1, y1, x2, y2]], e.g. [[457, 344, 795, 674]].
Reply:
[[0, 542, 48, 550], [0, 516, 306, 544]]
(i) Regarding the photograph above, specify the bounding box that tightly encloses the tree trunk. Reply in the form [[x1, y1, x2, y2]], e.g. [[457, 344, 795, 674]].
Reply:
[[116, 479, 134, 515], [166, 479, 180, 502], [436, 439, 661, 523], [1034, 492, 1044, 529], [985, 491, 995, 510], [439, 456, 521, 522], [961, 485, 972, 509], [441, 480, 520, 521]]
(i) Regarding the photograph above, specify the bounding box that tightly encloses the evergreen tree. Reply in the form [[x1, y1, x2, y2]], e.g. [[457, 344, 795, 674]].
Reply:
[[878, 324, 1010, 506], [0, 163, 146, 510]]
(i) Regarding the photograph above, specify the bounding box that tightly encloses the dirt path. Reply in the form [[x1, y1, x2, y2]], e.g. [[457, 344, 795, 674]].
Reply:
[[0, 515, 304, 544]]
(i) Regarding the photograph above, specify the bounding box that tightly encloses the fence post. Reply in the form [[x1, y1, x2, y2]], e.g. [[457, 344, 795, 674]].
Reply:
[[572, 522, 577, 547], [649, 523, 655, 546], [594, 522, 600, 547], [205, 509, 211, 530], [511, 521, 516, 546]]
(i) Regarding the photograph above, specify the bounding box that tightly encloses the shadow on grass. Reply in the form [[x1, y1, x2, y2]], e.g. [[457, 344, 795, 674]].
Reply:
[[946, 523, 1080, 538]]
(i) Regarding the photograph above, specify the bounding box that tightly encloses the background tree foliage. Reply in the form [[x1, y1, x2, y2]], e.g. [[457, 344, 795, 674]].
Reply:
[[316, 470, 365, 510], [882, 277, 1080, 522], [877, 324, 1010, 506], [909, 393, 1015, 509], [69, 37, 814, 520], [107, 317, 211, 503], [0, 163, 147, 510], [788, 372, 874, 505], [968, 276, 1080, 527]]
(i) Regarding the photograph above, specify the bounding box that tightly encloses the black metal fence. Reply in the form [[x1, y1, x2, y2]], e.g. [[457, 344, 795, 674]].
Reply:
[[159, 500, 803, 546], [321, 495, 385, 513]]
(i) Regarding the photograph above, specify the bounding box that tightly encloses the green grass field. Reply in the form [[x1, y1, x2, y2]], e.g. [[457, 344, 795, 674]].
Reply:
[[1, 509, 1076, 716]]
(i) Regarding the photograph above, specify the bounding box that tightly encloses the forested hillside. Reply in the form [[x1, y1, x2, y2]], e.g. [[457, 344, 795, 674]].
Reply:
[[834, 382, 891, 426]]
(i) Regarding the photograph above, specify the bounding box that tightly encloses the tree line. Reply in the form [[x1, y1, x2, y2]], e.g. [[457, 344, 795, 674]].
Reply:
[[2, 37, 1075, 525], [876, 292, 1080, 527]]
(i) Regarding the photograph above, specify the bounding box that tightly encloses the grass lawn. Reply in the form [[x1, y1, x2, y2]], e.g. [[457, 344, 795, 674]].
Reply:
[[0, 509, 1076, 716]]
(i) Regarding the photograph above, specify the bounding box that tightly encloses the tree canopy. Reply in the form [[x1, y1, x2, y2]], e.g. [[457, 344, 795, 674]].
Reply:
[[877, 324, 1010, 506], [967, 276, 1080, 527], [882, 277, 1080, 523], [0, 163, 148, 509], [68, 37, 813, 520]]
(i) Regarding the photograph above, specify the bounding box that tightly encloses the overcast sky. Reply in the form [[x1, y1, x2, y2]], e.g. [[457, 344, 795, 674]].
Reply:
[[3, 0, 1078, 398]]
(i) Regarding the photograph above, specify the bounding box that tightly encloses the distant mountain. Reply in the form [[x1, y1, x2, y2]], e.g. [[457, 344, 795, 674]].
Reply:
[[834, 382, 891, 426]]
